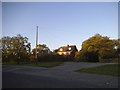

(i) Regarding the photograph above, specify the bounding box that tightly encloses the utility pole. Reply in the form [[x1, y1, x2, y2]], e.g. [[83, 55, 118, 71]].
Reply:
[[35, 26, 38, 60]]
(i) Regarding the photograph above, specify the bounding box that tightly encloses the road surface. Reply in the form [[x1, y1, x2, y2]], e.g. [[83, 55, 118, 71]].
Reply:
[[2, 62, 119, 88]]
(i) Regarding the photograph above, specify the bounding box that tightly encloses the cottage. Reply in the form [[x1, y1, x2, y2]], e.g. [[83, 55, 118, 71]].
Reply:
[[57, 45, 78, 57]]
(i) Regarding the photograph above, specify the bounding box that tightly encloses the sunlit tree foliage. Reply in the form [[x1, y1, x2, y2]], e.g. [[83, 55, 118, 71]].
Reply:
[[1, 34, 31, 64], [75, 34, 119, 62]]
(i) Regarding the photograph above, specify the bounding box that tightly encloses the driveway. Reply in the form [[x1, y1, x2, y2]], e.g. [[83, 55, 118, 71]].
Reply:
[[2, 62, 119, 88]]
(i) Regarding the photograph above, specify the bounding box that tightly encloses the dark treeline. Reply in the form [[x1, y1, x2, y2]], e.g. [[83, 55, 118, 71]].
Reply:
[[1, 34, 120, 64]]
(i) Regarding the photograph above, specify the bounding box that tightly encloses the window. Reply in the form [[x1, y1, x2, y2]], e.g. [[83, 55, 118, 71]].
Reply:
[[60, 48, 63, 51], [64, 52, 66, 55], [68, 47, 71, 50], [58, 52, 62, 55]]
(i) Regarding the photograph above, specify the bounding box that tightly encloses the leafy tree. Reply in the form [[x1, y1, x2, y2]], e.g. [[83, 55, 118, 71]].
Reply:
[[1, 34, 31, 64], [1, 36, 11, 62], [75, 34, 118, 62], [75, 50, 99, 62], [75, 50, 87, 62], [82, 34, 117, 59], [53, 49, 59, 55], [32, 44, 50, 56], [113, 39, 120, 54]]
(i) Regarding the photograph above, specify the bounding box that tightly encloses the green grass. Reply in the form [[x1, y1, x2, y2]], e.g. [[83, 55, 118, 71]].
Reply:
[[75, 64, 120, 77], [2, 61, 64, 68], [33, 62, 64, 67]]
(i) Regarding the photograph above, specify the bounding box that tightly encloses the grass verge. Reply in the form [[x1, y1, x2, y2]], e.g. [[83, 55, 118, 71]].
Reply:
[[75, 64, 120, 77], [2, 61, 64, 68]]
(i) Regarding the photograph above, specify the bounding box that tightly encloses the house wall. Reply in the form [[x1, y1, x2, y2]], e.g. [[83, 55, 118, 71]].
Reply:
[[57, 51, 71, 55]]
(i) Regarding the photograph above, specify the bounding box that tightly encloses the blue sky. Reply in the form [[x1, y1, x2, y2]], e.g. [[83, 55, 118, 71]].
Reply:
[[2, 2, 118, 51]]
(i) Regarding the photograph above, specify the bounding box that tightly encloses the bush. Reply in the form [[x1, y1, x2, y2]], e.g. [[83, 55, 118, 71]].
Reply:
[[99, 50, 118, 59], [75, 50, 99, 62], [29, 55, 35, 62], [75, 50, 87, 62], [85, 51, 99, 62], [37, 53, 74, 62], [37, 54, 64, 62]]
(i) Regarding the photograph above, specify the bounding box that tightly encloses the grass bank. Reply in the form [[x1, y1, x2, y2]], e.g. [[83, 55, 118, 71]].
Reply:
[[2, 61, 64, 68], [75, 64, 120, 77]]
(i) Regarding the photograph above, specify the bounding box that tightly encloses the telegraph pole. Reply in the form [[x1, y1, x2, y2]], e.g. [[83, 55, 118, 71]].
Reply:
[[35, 26, 38, 60]]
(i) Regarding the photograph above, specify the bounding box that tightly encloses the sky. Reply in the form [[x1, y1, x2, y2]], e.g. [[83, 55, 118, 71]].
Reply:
[[2, 2, 118, 51]]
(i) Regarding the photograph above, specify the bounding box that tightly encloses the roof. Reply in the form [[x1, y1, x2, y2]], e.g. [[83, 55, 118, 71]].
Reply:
[[58, 45, 78, 52]]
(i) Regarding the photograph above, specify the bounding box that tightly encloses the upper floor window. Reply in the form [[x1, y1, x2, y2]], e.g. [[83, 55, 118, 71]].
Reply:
[[68, 47, 71, 50], [60, 48, 63, 51]]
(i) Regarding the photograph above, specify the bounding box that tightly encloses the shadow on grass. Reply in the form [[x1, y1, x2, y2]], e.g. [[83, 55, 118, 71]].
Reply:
[[2, 61, 64, 68]]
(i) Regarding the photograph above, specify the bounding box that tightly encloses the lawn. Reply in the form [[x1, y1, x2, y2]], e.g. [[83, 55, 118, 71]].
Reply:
[[32, 61, 64, 67], [75, 64, 120, 77], [2, 61, 64, 68]]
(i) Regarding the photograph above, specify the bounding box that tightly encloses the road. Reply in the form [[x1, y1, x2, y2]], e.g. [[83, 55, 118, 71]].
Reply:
[[2, 62, 119, 88]]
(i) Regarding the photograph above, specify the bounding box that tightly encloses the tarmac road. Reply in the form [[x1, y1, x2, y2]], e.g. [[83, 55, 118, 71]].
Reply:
[[2, 62, 119, 88]]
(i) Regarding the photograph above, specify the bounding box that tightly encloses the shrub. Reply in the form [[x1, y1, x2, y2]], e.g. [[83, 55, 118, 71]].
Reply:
[[75, 50, 99, 62], [37, 53, 74, 62], [75, 50, 87, 62], [37, 54, 65, 62], [85, 51, 99, 62], [99, 50, 118, 59], [29, 55, 35, 62]]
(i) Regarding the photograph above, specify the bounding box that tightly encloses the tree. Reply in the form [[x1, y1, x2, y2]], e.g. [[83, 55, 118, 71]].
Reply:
[[1, 34, 31, 64], [53, 49, 58, 55], [75, 34, 118, 62], [31, 44, 53, 62], [113, 39, 120, 54], [1, 36, 12, 62], [32, 44, 50, 56], [82, 34, 117, 59], [75, 49, 99, 62]]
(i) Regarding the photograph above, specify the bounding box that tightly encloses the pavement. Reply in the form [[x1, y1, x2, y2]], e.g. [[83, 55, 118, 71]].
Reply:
[[2, 62, 119, 88]]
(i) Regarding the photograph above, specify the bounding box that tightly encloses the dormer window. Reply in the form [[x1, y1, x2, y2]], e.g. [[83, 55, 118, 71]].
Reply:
[[68, 47, 71, 50], [60, 48, 63, 51]]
